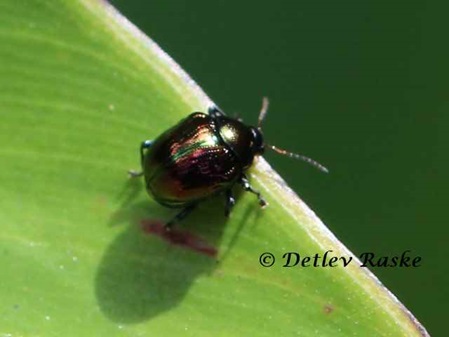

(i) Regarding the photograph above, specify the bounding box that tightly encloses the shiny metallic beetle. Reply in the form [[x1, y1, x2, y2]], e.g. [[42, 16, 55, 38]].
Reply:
[[130, 98, 327, 228]]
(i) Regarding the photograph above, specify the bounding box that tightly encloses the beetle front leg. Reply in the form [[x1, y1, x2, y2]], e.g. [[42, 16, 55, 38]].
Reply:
[[165, 203, 197, 229], [224, 189, 235, 217], [128, 140, 153, 178], [239, 175, 267, 207]]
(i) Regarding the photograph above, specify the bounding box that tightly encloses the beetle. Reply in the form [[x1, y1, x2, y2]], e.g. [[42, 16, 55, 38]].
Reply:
[[129, 98, 328, 228]]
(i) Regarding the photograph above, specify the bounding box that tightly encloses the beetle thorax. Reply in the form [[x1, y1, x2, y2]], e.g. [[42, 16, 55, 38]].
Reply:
[[216, 117, 265, 169]]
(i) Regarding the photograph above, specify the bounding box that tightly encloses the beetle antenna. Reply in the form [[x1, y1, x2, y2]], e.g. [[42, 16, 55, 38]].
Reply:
[[257, 97, 269, 129], [268, 144, 329, 173]]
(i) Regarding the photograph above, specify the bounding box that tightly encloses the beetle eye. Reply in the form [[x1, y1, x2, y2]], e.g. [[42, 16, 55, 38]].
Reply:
[[250, 127, 265, 155]]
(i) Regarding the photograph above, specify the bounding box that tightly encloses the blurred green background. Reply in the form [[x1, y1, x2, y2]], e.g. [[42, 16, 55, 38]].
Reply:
[[111, 1, 447, 335]]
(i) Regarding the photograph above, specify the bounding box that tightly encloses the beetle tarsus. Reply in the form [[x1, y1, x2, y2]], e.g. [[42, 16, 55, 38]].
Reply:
[[165, 204, 197, 229], [128, 170, 143, 178], [239, 175, 267, 208], [224, 189, 235, 217], [208, 105, 224, 118]]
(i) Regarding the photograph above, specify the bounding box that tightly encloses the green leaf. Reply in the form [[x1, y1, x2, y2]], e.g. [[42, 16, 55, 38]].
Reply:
[[0, 1, 429, 336]]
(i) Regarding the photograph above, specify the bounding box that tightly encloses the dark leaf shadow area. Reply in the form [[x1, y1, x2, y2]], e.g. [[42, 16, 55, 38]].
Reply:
[[95, 177, 251, 323]]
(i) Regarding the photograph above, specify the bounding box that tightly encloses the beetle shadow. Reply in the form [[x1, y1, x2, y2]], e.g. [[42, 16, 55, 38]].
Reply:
[[95, 177, 245, 324]]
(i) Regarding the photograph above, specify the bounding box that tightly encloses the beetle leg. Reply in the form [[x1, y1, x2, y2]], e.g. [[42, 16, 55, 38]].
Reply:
[[224, 189, 235, 217], [165, 204, 197, 229], [140, 140, 153, 166], [239, 175, 267, 207], [208, 104, 224, 119], [129, 140, 153, 177]]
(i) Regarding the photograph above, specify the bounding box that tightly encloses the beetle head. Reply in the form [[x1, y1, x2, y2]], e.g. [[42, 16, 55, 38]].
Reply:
[[250, 126, 265, 156]]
